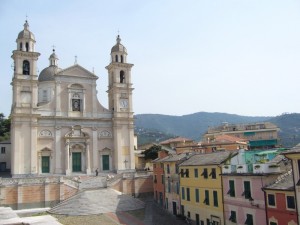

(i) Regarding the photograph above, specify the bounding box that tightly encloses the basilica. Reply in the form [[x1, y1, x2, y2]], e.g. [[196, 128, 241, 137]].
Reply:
[[10, 21, 135, 177]]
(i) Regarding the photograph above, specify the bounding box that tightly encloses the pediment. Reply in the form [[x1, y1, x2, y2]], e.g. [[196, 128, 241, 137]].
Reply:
[[57, 64, 98, 79]]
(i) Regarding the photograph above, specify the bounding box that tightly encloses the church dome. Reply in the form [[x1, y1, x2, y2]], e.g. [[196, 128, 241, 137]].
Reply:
[[17, 20, 35, 41], [111, 35, 127, 53], [38, 66, 61, 82]]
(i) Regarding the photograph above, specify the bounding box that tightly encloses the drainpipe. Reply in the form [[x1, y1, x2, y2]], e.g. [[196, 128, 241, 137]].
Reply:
[[262, 186, 268, 225], [219, 164, 226, 225]]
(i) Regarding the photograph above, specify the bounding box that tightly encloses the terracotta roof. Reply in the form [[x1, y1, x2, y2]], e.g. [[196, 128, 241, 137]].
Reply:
[[202, 134, 248, 145], [263, 170, 294, 190], [160, 137, 193, 145], [161, 153, 192, 162], [179, 151, 236, 166]]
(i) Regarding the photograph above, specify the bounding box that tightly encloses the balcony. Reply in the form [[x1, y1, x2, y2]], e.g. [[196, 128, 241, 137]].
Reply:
[[253, 163, 280, 174], [237, 164, 248, 173]]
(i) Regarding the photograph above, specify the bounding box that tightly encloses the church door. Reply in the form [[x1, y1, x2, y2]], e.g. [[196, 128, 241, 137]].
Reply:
[[102, 155, 109, 171], [42, 156, 50, 173], [72, 152, 81, 172]]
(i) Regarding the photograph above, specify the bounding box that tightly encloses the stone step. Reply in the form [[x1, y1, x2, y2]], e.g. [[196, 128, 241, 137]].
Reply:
[[79, 176, 107, 190], [49, 188, 145, 216]]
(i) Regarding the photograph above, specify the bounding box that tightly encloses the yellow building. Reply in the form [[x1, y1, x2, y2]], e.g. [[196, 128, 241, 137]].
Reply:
[[179, 151, 233, 225]]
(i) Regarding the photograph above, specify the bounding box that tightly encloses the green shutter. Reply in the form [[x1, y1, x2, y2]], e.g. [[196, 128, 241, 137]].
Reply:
[[42, 156, 50, 173]]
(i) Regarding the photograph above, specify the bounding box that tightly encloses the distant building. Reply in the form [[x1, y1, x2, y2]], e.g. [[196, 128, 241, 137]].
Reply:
[[160, 137, 202, 154], [0, 140, 11, 172], [200, 134, 248, 152], [203, 122, 279, 150]]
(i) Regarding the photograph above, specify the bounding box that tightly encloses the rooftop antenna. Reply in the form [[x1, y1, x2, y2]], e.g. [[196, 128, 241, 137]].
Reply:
[[74, 55, 77, 65]]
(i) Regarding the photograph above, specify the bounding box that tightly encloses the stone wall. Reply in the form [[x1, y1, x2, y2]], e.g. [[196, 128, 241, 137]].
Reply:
[[0, 177, 79, 210]]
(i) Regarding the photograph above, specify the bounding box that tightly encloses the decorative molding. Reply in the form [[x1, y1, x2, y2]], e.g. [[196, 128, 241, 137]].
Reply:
[[39, 129, 53, 138], [99, 130, 112, 139]]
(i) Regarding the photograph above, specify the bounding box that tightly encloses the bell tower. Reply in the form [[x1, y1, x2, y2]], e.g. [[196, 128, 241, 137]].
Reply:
[[106, 35, 135, 172], [11, 20, 40, 176]]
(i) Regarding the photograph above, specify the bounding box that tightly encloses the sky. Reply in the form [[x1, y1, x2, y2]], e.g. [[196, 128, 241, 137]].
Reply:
[[1, 0, 300, 118]]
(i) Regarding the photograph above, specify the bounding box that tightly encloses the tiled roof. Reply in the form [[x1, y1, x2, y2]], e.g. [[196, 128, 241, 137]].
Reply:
[[179, 151, 236, 166], [160, 137, 193, 145], [281, 144, 300, 155], [264, 171, 294, 190], [202, 134, 247, 145], [161, 153, 190, 162]]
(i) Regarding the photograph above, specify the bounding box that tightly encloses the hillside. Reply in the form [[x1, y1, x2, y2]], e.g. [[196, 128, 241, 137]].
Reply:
[[134, 112, 300, 147]]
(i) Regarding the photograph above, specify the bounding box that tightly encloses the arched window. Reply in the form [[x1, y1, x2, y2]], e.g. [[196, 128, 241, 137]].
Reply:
[[20, 42, 23, 51], [26, 42, 29, 52], [72, 93, 81, 111], [121, 55, 124, 63], [120, 71, 125, 83], [23, 60, 30, 75], [115, 55, 118, 62]]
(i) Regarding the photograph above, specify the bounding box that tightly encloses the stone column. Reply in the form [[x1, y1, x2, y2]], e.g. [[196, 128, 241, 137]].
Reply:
[[86, 142, 91, 175], [65, 141, 70, 175]]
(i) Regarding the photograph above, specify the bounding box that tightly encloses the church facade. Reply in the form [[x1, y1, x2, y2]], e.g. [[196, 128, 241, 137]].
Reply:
[[10, 21, 135, 177]]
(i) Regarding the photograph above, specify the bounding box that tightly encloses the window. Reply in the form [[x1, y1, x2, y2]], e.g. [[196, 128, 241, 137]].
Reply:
[[72, 93, 81, 112], [185, 169, 189, 177], [176, 182, 179, 194], [195, 189, 200, 203], [206, 219, 210, 225], [204, 190, 209, 205], [270, 222, 277, 225], [161, 175, 164, 184], [287, 196, 295, 209], [213, 191, 218, 207], [120, 70, 125, 83], [25, 42, 29, 51], [182, 187, 185, 200], [196, 214, 200, 225], [175, 165, 179, 174], [228, 180, 235, 197], [154, 175, 157, 183], [20, 42, 23, 50], [23, 60, 30, 75], [245, 214, 253, 225], [168, 180, 171, 193], [167, 164, 170, 174], [1, 147, 5, 154], [181, 169, 184, 178], [187, 211, 190, 218], [229, 211, 236, 223], [121, 55, 124, 63], [115, 55, 118, 62], [243, 181, 251, 199], [194, 168, 198, 178], [187, 188, 190, 201], [268, 194, 275, 206], [210, 168, 216, 179], [42, 90, 47, 102], [202, 168, 208, 179]]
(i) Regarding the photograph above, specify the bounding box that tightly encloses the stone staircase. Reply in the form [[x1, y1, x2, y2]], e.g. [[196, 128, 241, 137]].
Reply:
[[78, 176, 107, 190]]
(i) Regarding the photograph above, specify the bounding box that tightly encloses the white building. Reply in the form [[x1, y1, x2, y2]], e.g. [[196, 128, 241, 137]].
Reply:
[[10, 21, 135, 177], [0, 140, 11, 172]]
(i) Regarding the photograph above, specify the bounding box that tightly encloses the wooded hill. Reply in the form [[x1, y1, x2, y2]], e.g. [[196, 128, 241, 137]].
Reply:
[[134, 112, 300, 147]]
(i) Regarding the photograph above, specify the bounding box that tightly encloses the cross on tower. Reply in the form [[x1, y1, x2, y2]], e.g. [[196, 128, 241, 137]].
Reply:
[[51, 45, 56, 52]]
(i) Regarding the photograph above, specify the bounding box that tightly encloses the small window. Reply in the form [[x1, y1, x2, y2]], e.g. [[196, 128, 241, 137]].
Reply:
[[1, 147, 5, 154], [210, 168, 216, 179], [201, 168, 208, 179], [181, 187, 185, 200], [204, 190, 209, 205], [187, 188, 190, 201], [121, 55, 124, 63], [167, 164, 170, 174], [23, 60, 30, 75], [195, 188, 200, 203], [243, 181, 251, 199], [181, 169, 184, 178], [185, 169, 189, 177], [120, 70, 125, 83], [154, 175, 157, 183], [287, 196, 295, 209], [42, 90, 47, 102], [26, 42, 29, 51], [228, 180, 235, 197], [20, 42, 23, 51], [194, 168, 198, 178], [229, 211, 237, 223], [268, 194, 275, 206], [270, 222, 277, 225], [245, 214, 253, 225], [213, 190, 218, 207], [115, 55, 118, 62], [161, 175, 164, 184], [175, 165, 179, 174], [187, 211, 190, 218]]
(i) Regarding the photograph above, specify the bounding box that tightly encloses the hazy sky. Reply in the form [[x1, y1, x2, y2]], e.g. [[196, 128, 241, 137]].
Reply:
[[1, 0, 300, 117]]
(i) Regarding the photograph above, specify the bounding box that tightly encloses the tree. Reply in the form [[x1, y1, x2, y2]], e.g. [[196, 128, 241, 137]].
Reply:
[[143, 145, 162, 160], [0, 113, 11, 141]]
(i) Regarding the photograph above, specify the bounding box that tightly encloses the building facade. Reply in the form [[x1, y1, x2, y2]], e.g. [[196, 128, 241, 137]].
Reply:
[[10, 21, 135, 177]]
